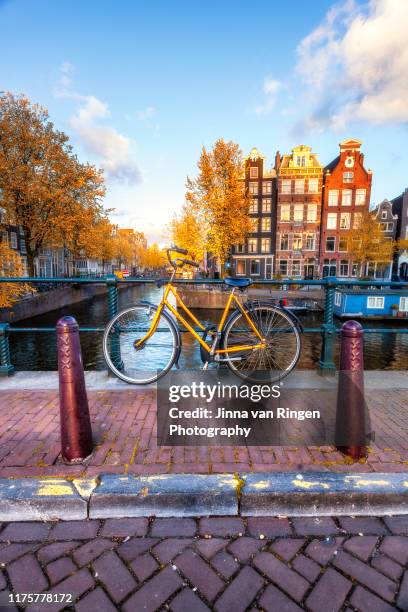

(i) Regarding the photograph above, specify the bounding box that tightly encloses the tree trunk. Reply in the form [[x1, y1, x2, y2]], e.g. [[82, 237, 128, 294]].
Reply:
[[26, 250, 36, 277]]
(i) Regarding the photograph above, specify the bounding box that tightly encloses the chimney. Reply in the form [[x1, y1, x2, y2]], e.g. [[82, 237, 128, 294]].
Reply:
[[275, 150, 281, 170]]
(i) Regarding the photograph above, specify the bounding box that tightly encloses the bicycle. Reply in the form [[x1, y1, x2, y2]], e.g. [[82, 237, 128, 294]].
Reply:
[[103, 245, 302, 384]]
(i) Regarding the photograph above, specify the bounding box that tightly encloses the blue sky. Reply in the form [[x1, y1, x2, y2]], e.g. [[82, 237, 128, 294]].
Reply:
[[1, 0, 407, 243]]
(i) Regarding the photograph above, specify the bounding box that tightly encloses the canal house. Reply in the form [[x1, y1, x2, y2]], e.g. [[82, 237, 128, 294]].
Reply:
[[334, 288, 408, 319]]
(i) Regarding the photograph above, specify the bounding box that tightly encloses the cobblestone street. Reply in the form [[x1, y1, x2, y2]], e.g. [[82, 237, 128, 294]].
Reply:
[[0, 388, 407, 478], [0, 515, 407, 611]]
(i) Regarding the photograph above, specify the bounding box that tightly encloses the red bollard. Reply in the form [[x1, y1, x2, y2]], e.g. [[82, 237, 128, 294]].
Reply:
[[335, 320, 367, 461], [57, 316, 93, 463]]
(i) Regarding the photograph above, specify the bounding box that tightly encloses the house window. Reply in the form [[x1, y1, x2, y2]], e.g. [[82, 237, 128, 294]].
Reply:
[[250, 218, 258, 232], [248, 238, 257, 253], [328, 190, 339, 206], [322, 258, 336, 277], [351, 263, 360, 277], [340, 212, 351, 229], [367, 296, 384, 309], [249, 167, 258, 178], [334, 292, 341, 306], [292, 260, 301, 277], [250, 259, 260, 275], [281, 179, 291, 194], [236, 259, 246, 275], [261, 217, 271, 232], [381, 210, 387, 220], [381, 222, 393, 232], [294, 204, 303, 222], [355, 189, 366, 205], [262, 199, 271, 213], [327, 213, 337, 229], [20, 238, 26, 254], [307, 204, 317, 222], [399, 297, 408, 312], [326, 236, 336, 252], [342, 189, 352, 206], [235, 243, 244, 253], [261, 238, 270, 253], [279, 260, 288, 276], [339, 238, 348, 252], [354, 212, 363, 229], [293, 234, 302, 250], [296, 155, 306, 167], [249, 182, 258, 195], [10, 232, 17, 249], [339, 260, 349, 276], [280, 234, 289, 250], [343, 171, 354, 183], [295, 179, 304, 194], [308, 178, 318, 193], [1, 231, 9, 245], [280, 205, 290, 221], [305, 234, 315, 250], [249, 199, 258, 213], [263, 181, 272, 194]]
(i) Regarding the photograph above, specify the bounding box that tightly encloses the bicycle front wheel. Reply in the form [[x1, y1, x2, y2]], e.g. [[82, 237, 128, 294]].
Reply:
[[103, 304, 179, 384], [222, 304, 301, 383]]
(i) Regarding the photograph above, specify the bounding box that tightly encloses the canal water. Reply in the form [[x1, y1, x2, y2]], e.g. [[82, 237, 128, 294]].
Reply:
[[8, 284, 408, 371]]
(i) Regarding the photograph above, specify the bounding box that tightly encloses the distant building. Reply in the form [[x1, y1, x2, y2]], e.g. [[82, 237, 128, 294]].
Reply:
[[275, 145, 323, 279], [370, 199, 397, 279], [392, 188, 408, 280], [320, 139, 372, 278], [0, 208, 28, 274], [231, 147, 276, 279]]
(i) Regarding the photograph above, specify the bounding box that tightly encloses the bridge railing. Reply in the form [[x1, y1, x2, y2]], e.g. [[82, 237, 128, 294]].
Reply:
[[0, 275, 407, 376]]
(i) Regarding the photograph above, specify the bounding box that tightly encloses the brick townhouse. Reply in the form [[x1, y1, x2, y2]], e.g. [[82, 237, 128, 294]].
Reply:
[[320, 139, 372, 278], [392, 188, 408, 280], [370, 199, 398, 279]]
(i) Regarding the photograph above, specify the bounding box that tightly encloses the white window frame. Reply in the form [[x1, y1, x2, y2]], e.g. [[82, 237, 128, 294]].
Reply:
[[292, 260, 302, 277], [250, 259, 261, 276], [327, 213, 337, 230], [280, 234, 289, 250], [281, 179, 291, 194], [280, 205, 290, 221], [263, 181, 272, 194], [249, 182, 258, 195], [308, 178, 318, 194], [294, 179, 304, 194], [328, 190, 339, 206], [10, 232, 17, 249], [292, 233, 302, 251], [342, 189, 352, 206], [261, 238, 270, 253], [326, 236, 336, 252], [355, 189, 366, 206], [367, 296, 385, 309], [343, 171, 354, 183], [261, 217, 271, 233], [248, 238, 257, 253], [249, 167, 258, 179], [293, 204, 303, 222], [340, 212, 351, 229], [279, 260, 288, 276], [262, 199, 271, 213], [399, 297, 408, 312], [339, 260, 349, 276], [381, 211, 387, 220], [249, 199, 258, 213], [307, 204, 317, 222], [305, 234, 315, 251], [334, 292, 342, 306]]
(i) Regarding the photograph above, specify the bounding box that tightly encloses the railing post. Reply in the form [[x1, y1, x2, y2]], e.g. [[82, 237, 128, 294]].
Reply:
[[318, 277, 336, 375], [0, 323, 14, 377], [106, 274, 118, 319]]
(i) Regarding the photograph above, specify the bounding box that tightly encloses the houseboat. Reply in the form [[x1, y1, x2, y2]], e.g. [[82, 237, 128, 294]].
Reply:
[[334, 288, 408, 320]]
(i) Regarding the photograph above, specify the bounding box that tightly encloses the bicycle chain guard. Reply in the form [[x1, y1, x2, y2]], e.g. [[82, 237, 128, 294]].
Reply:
[[200, 325, 218, 364]]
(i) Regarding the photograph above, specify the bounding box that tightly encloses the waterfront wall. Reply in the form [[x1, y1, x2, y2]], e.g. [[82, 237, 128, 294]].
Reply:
[[178, 288, 324, 309], [0, 284, 108, 323]]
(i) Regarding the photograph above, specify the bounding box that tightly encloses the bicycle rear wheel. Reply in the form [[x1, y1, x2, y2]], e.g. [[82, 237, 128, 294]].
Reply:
[[103, 304, 179, 384], [222, 304, 301, 383]]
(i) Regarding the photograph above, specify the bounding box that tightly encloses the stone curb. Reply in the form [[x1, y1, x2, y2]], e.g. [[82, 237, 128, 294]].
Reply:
[[0, 472, 407, 521]]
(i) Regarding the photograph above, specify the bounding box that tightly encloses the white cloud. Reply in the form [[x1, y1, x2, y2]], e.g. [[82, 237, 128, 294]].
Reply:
[[296, 0, 408, 130], [254, 77, 281, 114], [54, 64, 141, 185], [136, 106, 156, 121]]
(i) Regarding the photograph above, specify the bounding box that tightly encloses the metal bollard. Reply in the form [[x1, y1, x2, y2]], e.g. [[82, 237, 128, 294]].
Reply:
[[0, 323, 14, 377], [57, 316, 93, 463], [335, 320, 367, 461]]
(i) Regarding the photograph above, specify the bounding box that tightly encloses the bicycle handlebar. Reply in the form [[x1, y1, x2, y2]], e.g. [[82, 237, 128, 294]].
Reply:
[[166, 245, 199, 269], [169, 245, 188, 255]]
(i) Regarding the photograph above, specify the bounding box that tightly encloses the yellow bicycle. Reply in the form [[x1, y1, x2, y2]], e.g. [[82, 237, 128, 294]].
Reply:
[[103, 245, 302, 384]]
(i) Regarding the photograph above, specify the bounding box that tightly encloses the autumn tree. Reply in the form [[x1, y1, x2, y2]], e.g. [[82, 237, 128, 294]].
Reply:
[[0, 93, 106, 276], [111, 234, 133, 269], [169, 204, 205, 263], [140, 244, 165, 270], [186, 139, 250, 273], [347, 210, 394, 277], [0, 243, 32, 307], [87, 218, 115, 273]]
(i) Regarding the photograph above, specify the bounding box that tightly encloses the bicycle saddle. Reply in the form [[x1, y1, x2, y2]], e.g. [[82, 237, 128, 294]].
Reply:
[[223, 277, 252, 288]]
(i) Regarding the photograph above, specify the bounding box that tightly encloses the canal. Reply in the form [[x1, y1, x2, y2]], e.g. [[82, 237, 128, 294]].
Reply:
[[8, 285, 408, 371]]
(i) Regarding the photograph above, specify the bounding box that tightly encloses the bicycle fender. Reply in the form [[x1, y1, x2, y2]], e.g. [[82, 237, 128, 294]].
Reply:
[[139, 301, 183, 366]]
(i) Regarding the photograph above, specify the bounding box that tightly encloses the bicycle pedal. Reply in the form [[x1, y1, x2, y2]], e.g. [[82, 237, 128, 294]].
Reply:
[[202, 362, 209, 370]]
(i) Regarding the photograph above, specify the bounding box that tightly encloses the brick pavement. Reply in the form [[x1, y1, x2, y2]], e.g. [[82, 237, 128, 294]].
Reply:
[[0, 389, 407, 478], [0, 515, 407, 611]]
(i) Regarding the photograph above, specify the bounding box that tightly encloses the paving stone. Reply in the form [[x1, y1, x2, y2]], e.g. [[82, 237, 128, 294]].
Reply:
[[259, 583, 302, 612], [351, 585, 396, 612], [0, 543, 40, 564], [253, 552, 309, 602], [211, 551, 239, 579], [27, 568, 95, 612], [73, 538, 114, 566], [151, 518, 196, 537], [175, 549, 224, 601], [101, 518, 148, 537], [93, 551, 136, 603], [75, 586, 118, 612], [269, 538, 304, 562], [333, 550, 397, 603], [152, 538, 193, 564], [130, 552, 158, 581], [293, 517, 339, 536], [38, 541, 80, 564], [227, 537, 263, 561], [305, 537, 344, 565], [8, 554, 48, 594], [343, 536, 378, 561], [199, 517, 244, 538], [194, 538, 227, 559], [118, 537, 159, 562], [398, 571, 408, 610], [247, 517, 292, 538], [380, 536, 408, 565], [384, 516, 408, 535], [46, 557, 77, 585], [214, 566, 264, 612], [339, 517, 388, 535], [50, 520, 100, 541], [122, 566, 183, 612], [0, 522, 49, 542], [371, 554, 403, 581], [170, 588, 210, 612], [291, 554, 321, 582], [0, 570, 7, 589], [306, 567, 352, 612]]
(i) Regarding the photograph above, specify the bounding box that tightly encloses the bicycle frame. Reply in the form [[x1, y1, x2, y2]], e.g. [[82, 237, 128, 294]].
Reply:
[[136, 280, 265, 355]]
